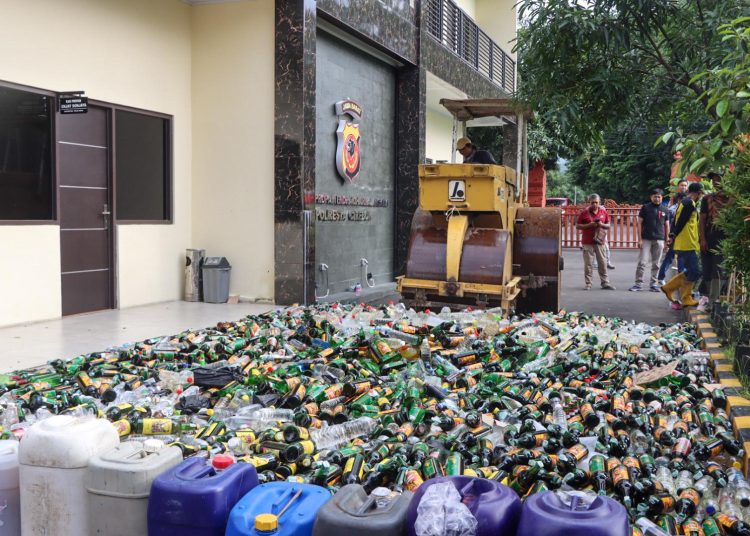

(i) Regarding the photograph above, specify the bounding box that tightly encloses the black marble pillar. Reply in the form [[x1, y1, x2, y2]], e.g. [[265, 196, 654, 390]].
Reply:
[[275, 0, 317, 305], [394, 65, 426, 277]]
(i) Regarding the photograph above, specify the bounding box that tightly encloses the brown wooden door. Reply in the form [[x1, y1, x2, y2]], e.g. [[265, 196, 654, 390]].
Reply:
[[58, 106, 113, 315]]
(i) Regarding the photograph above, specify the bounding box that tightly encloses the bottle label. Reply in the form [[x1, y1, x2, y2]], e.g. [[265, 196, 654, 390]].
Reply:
[[681, 519, 702, 535], [567, 443, 589, 461], [679, 488, 700, 507], [404, 469, 424, 491], [611, 465, 628, 485], [113, 419, 131, 437], [142, 418, 173, 435], [297, 440, 315, 455]]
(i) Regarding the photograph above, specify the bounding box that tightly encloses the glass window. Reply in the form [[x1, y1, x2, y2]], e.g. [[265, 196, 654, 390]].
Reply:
[[115, 110, 171, 221], [0, 87, 54, 220]]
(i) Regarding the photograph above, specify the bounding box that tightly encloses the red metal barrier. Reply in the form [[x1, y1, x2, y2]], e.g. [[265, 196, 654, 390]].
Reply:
[[562, 201, 642, 249]]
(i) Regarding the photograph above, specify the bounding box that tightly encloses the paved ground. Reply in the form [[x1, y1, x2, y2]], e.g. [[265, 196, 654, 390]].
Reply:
[[561, 248, 683, 325], [0, 249, 685, 372], [0, 301, 273, 372]]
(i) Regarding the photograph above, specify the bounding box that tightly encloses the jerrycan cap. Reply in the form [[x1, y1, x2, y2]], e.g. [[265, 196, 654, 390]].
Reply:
[[255, 513, 278, 532], [211, 453, 234, 470]]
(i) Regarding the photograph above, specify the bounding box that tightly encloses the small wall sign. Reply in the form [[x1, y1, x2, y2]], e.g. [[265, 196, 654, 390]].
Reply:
[[58, 92, 88, 114]]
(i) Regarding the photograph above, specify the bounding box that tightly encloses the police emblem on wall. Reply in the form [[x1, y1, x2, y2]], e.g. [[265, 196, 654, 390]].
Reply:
[[335, 99, 362, 183]]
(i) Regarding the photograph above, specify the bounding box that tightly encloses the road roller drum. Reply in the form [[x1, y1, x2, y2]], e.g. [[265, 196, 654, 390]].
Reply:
[[396, 98, 562, 314]]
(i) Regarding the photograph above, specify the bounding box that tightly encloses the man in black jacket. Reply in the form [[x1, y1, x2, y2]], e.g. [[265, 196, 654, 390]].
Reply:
[[629, 188, 669, 292], [456, 137, 497, 164]]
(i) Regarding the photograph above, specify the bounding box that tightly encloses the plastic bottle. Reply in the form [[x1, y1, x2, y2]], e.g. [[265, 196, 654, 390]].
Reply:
[[551, 397, 568, 431], [719, 488, 744, 520], [419, 338, 431, 361], [655, 463, 677, 496], [310, 417, 377, 450], [225, 408, 294, 430]]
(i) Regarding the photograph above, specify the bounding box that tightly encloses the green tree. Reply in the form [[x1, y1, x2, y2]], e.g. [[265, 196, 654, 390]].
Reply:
[[660, 16, 750, 311], [545, 168, 576, 199], [565, 119, 675, 203], [516, 0, 748, 151]]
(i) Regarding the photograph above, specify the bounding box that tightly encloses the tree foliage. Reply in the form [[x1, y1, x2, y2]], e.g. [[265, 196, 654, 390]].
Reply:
[[659, 16, 750, 302], [566, 124, 674, 203], [516, 0, 748, 152]]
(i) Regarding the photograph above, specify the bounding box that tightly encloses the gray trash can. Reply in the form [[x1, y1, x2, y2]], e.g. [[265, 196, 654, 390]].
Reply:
[[201, 257, 231, 303]]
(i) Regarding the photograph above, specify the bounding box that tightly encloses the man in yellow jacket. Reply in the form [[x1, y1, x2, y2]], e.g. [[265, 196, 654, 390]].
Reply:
[[661, 181, 703, 309]]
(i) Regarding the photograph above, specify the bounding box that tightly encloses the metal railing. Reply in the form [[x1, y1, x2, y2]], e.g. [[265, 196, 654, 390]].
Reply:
[[424, 0, 516, 93], [562, 205, 643, 249]]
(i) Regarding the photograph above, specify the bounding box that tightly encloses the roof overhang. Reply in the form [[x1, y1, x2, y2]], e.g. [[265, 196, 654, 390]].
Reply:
[[439, 98, 533, 126]]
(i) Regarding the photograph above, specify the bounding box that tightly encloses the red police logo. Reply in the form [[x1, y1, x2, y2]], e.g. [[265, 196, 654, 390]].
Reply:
[[335, 99, 363, 183]]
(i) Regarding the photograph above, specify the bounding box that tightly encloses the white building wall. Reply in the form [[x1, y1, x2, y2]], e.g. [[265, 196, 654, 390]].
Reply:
[[0, 227, 61, 326], [454, 0, 477, 18], [0, 0, 193, 324], [191, 1, 275, 302], [476, 0, 518, 60], [426, 108, 457, 165]]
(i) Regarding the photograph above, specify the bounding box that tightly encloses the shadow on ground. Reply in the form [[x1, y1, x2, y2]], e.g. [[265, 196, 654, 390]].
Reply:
[[561, 249, 683, 325]]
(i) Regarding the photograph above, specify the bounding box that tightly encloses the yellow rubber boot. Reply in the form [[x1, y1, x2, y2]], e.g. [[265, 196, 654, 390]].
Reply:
[[679, 280, 699, 307], [660, 272, 685, 303]]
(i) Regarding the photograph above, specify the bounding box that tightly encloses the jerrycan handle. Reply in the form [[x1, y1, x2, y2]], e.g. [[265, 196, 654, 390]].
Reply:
[[176, 458, 216, 480], [353, 489, 396, 516], [273, 488, 302, 520], [458, 480, 479, 507], [355, 495, 377, 516]]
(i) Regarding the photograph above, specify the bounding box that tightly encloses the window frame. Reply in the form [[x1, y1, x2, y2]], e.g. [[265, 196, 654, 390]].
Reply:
[[0, 80, 58, 225], [0, 82, 175, 226], [111, 105, 173, 225]]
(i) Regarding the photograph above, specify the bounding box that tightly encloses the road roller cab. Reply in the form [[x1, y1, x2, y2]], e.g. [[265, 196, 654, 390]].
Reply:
[[396, 99, 562, 314]]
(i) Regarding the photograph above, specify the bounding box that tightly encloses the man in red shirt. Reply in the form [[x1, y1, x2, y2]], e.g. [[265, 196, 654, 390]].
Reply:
[[576, 194, 616, 290]]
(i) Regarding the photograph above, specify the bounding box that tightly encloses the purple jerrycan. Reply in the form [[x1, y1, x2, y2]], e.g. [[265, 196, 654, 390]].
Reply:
[[147, 455, 258, 536], [517, 491, 630, 536], [405, 476, 521, 536]]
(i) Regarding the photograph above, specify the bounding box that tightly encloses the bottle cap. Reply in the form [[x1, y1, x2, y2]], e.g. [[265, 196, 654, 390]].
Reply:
[[255, 513, 278, 531], [212, 453, 235, 470]]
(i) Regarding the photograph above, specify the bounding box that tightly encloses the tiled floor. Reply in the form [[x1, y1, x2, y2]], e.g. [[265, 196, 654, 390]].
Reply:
[[0, 301, 274, 372], [1, 249, 688, 373]]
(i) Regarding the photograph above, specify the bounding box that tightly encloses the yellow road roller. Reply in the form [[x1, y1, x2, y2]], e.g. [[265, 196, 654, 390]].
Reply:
[[396, 99, 562, 313]]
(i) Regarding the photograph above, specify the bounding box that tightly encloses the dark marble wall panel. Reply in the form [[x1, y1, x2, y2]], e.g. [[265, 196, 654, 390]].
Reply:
[[317, 0, 418, 64], [421, 33, 509, 99], [275, 0, 317, 305], [275, 0, 514, 302], [394, 65, 426, 277]]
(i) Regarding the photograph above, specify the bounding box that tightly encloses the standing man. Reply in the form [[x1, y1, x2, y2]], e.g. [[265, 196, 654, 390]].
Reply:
[[630, 189, 669, 292], [660, 182, 703, 308], [699, 172, 728, 310], [576, 194, 616, 290], [456, 137, 497, 164], [657, 179, 689, 284]]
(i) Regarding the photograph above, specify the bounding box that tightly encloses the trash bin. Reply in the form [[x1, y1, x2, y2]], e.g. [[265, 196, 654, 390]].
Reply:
[[185, 249, 205, 302], [202, 257, 231, 303]]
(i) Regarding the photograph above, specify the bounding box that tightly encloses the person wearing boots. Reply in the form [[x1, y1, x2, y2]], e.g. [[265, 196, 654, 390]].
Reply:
[[699, 172, 728, 311], [660, 181, 703, 309]]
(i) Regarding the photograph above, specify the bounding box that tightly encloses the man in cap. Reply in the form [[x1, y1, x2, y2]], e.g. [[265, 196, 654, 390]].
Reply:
[[660, 181, 703, 309], [456, 137, 497, 164]]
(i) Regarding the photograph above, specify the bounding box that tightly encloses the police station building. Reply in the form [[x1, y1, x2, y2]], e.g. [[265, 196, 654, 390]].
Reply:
[[0, 0, 516, 327]]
